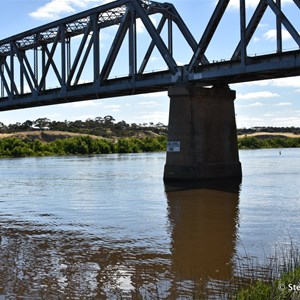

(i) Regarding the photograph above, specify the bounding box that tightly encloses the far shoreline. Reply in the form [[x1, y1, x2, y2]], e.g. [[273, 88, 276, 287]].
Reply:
[[238, 132, 300, 139]]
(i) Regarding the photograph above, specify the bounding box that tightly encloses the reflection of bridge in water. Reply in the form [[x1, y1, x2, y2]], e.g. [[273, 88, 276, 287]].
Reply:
[[1, 0, 300, 180], [165, 180, 240, 297], [0, 180, 240, 298]]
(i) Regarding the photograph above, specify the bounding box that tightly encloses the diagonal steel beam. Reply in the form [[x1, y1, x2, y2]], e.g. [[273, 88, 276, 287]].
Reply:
[[293, 0, 300, 9], [138, 15, 167, 74], [11, 42, 37, 92], [232, 0, 268, 59], [132, 0, 178, 74], [5, 55, 19, 96], [101, 9, 130, 80], [138, 2, 197, 75], [66, 20, 93, 86], [267, 0, 300, 47], [42, 44, 63, 87], [0, 60, 11, 97], [38, 29, 61, 93], [169, 4, 198, 51], [74, 33, 94, 85], [188, 0, 230, 72]]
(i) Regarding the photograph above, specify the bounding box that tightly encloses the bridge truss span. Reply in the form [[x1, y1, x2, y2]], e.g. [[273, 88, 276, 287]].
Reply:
[[0, 0, 195, 110], [0, 0, 300, 111]]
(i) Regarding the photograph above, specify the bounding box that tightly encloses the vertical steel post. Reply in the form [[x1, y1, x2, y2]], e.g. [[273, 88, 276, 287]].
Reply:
[[168, 19, 173, 56], [129, 10, 137, 78], [92, 14, 100, 84], [42, 46, 46, 91], [61, 25, 66, 87], [10, 42, 14, 98], [276, 0, 282, 52], [34, 47, 38, 85], [0, 64, 4, 98], [240, 0, 247, 64], [20, 52, 24, 94], [67, 37, 71, 78]]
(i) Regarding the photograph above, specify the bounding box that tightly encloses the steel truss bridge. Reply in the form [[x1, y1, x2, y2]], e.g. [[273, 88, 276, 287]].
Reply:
[[0, 0, 300, 111]]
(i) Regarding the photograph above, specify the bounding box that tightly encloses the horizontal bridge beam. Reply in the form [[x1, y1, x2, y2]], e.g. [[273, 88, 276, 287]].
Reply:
[[189, 51, 300, 85], [0, 0, 300, 111], [0, 50, 300, 111]]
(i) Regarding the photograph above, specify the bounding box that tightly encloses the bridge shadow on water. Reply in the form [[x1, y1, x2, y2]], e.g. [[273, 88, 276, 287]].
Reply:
[[0, 178, 241, 299], [164, 179, 241, 298]]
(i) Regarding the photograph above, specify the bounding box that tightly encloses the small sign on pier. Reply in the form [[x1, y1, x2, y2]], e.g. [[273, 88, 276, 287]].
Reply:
[[167, 141, 180, 152]]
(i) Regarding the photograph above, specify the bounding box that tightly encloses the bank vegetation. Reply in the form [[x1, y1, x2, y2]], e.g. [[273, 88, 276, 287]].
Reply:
[[0, 117, 300, 158], [0, 135, 167, 158], [238, 136, 300, 149]]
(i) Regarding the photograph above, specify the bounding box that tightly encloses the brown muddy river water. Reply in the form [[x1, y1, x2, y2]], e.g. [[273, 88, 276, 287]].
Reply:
[[0, 149, 299, 299]]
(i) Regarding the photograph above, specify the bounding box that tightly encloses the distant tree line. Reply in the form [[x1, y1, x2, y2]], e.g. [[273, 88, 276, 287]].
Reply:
[[238, 126, 300, 135], [1, 132, 300, 158], [0, 135, 167, 158], [1, 117, 300, 137], [0, 116, 168, 137], [238, 136, 300, 149]]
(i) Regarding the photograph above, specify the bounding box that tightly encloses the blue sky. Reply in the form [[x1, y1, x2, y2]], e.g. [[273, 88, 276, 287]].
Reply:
[[0, 0, 299, 128]]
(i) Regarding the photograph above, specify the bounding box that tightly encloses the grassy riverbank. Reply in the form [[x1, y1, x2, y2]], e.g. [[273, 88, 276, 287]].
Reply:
[[1, 131, 300, 158], [205, 241, 300, 299], [0, 134, 167, 158], [234, 267, 300, 299], [232, 242, 300, 300], [238, 135, 300, 149]]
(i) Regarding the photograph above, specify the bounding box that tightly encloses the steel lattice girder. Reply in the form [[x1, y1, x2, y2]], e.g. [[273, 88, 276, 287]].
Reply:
[[0, 0, 194, 54], [0, 0, 300, 111], [0, 0, 195, 103]]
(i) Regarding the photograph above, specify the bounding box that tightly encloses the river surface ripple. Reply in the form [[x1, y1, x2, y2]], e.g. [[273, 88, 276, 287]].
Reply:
[[0, 149, 299, 299]]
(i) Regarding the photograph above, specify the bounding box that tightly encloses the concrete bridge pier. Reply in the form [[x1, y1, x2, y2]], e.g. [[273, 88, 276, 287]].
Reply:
[[164, 85, 242, 181]]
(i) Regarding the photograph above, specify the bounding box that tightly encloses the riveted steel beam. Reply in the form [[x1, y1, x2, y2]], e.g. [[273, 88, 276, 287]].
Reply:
[[0, 0, 299, 110], [188, 0, 230, 72]]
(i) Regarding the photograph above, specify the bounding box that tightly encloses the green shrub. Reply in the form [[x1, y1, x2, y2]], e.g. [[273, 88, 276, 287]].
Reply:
[[238, 136, 300, 149], [235, 267, 300, 300], [0, 135, 167, 158]]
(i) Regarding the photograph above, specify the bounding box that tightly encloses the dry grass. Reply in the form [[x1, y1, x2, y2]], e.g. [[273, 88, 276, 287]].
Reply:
[[238, 132, 300, 139], [0, 131, 103, 142]]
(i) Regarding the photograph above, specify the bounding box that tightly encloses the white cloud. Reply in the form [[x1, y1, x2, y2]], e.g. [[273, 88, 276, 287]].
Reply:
[[263, 29, 293, 41], [140, 91, 167, 98], [70, 114, 97, 121], [227, 0, 293, 10], [29, 0, 108, 20], [229, 0, 259, 9], [270, 117, 300, 127], [271, 77, 300, 88], [236, 76, 300, 89], [100, 104, 121, 112], [236, 116, 265, 128], [237, 91, 280, 100], [275, 102, 292, 106], [249, 101, 264, 107], [236, 101, 263, 108], [103, 104, 121, 109], [134, 111, 168, 124], [29, 1, 75, 19], [62, 100, 101, 108], [137, 101, 160, 108]]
